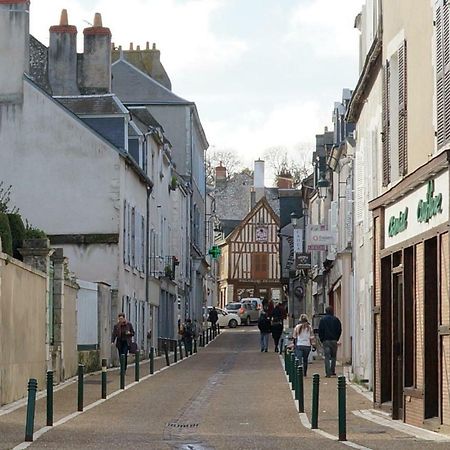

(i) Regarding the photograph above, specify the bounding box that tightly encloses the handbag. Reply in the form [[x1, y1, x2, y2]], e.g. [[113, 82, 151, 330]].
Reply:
[[129, 341, 138, 354]]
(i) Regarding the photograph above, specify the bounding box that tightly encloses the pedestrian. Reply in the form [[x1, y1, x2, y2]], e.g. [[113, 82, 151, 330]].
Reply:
[[292, 314, 315, 377], [111, 313, 135, 371], [318, 306, 342, 377], [258, 312, 271, 352], [267, 300, 274, 318], [271, 318, 283, 352], [208, 307, 219, 332], [181, 318, 194, 355], [272, 302, 284, 321]]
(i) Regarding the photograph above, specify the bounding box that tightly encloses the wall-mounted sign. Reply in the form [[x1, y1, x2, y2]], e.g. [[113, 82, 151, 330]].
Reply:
[[293, 228, 303, 253], [307, 225, 337, 251], [388, 207, 408, 237], [295, 252, 311, 269], [255, 226, 268, 242], [417, 180, 443, 223], [384, 171, 448, 248]]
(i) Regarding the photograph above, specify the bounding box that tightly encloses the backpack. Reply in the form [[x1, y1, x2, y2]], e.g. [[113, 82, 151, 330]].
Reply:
[[183, 323, 193, 338]]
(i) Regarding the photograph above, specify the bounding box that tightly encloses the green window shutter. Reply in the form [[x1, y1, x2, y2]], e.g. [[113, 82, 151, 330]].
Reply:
[[382, 61, 391, 187], [398, 40, 408, 177]]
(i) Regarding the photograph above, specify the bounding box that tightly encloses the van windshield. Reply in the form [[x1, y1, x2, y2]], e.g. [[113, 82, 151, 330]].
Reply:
[[226, 303, 241, 310]]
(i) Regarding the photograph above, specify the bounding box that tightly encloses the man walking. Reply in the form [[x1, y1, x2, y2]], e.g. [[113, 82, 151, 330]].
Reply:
[[258, 312, 271, 352], [318, 306, 342, 377], [208, 307, 219, 332], [111, 313, 135, 370]]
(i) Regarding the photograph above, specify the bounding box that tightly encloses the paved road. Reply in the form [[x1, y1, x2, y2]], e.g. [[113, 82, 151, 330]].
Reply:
[[5, 327, 450, 449]]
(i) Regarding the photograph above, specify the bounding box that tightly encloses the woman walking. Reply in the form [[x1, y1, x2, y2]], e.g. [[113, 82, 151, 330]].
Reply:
[[292, 314, 315, 376], [271, 318, 283, 352]]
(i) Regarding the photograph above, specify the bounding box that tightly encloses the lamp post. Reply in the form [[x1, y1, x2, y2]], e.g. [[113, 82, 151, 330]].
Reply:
[[289, 213, 300, 328]]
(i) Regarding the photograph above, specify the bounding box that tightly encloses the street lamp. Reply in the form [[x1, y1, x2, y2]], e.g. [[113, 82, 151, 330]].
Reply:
[[317, 175, 329, 199], [290, 212, 300, 227]]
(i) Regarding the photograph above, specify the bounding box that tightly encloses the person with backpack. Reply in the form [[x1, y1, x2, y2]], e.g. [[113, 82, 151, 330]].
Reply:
[[258, 312, 272, 352], [318, 306, 342, 377], [181, 318, 194, 355]]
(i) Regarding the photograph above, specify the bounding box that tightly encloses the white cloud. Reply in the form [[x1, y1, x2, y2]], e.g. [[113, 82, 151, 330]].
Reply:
[[285, 0, 362, 58], [30, 0, 248, 73]]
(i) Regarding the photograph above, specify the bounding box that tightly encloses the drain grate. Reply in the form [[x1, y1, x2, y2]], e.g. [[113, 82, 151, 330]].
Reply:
[[168, 423, 199, 429]]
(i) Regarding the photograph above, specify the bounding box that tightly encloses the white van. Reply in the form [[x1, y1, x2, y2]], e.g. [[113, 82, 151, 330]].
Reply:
[[240, 298, 264, 311]]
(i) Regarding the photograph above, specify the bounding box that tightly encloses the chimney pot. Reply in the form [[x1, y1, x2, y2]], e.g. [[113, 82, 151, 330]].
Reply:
[[146, 41, 150, 50], [152, 43, 156, 50], [60, 9, 68, 26], [93, 12, 102, 27], [136, 44, 140, 50], [130, 42, 133, 50]]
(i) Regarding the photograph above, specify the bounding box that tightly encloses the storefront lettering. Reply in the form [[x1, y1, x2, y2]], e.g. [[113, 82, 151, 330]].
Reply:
[[417, 180, 443, 223], [388, 207, 408, 237]]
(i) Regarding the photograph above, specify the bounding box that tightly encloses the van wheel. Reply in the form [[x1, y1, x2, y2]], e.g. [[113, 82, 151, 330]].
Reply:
[[246, 316, 251, 326], [229, 319, 238, 328]]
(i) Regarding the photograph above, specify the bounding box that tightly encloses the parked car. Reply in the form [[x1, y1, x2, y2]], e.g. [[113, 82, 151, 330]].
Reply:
[[206, 306, 241, 328], [225, 302, 260, 325], [240, 297, 264, 311]]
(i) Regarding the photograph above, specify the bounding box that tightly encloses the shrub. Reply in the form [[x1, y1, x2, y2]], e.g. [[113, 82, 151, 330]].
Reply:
[[24, 220, 47, 239], [0, 212, 13, 255], [7, 213, 25, 259]]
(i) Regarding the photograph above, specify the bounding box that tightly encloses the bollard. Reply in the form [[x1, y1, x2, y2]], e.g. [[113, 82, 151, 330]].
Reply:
[[25, 378, 38, 442], [199, 333, 203, 347], [194, 339, 197, 353], [179, 340, 184, 360], [77, 364, 84, 412], [217, 324, 221, 335], [206, 328, 209, 345], [311, 373, 320, 429], [289, 353, 295, 384], [294, 358, 299, 398], [338, 376, 347, 441], [120, 354, 126, 389], [174, 341, 178, 362], [164, 342, 170, 366], [101, 359, 107, 399], [202, 330, 206, 346], [46, 370, 53, 426], [284, 348, 288, 374], [149, 347, 154, 374], [135, 350, 140, 382], [297, 365, 305, 413]]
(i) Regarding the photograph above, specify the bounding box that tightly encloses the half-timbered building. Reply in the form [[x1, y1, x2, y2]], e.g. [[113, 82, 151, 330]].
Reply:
[[217, 197, 282, 308]]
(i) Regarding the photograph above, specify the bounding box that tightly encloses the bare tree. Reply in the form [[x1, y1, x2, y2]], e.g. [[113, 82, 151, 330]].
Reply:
[[206, 148, 243, 185]]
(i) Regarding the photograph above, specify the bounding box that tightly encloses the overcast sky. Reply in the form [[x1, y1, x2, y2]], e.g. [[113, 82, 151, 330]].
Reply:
[[31, 0, 363, 175]]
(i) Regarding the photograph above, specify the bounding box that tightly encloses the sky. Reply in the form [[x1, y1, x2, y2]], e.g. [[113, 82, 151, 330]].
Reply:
[[30, 0, 363, 176]]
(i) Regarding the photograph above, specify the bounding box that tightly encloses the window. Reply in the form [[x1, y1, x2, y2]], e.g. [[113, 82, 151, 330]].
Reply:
[[131, 207, 136, 267], [251, 253, 269, 280], [382, 40, 408, 186]]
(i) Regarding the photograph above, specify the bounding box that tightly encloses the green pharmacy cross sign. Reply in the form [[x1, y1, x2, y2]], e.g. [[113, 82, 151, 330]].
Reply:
[[208, 245, 221, 259]]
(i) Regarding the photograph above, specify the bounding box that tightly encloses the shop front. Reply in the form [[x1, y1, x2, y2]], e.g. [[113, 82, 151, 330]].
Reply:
[[370, 152, 450, 430]]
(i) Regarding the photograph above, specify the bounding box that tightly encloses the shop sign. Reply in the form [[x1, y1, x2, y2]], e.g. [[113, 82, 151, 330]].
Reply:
[[384, 171, 448, 248], [307, 225, 337, 251], [417, 180, 443, 223], [388, 207, 408, 237], [295, 252, 311, 269]]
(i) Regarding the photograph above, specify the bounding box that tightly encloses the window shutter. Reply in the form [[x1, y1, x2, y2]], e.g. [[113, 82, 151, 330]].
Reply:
[[123, 200, 127, 264], [398, 40, 408, 176], [437, 2, 445, 147], [131, 207, 135, 267], [382, 61, 391, 186], [444, 3, 450, 143]]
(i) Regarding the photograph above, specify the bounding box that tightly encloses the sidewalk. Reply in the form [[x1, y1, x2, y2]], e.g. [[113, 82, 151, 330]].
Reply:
[[286, 356, 450, 449], [0, 340, 206, 450]]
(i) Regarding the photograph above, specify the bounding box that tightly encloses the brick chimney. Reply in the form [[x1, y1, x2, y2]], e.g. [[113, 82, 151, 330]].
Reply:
[[0, 0, 29, 103], [48, 10, 79, 95], [80, 13, 111, 94], [215, 163, 227, 183], [276, 171, 293, 189]]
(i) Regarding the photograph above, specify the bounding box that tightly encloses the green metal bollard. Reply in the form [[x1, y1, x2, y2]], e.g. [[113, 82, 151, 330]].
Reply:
[[298, 365, 305, 413], [77, 364, 84, 412], [120, 354, 126, 389], [25, 378, 38, 442], [149, 347, 154, 374], [291, 354, 296, 391], [311, 373, 320, 429], [284, 348, 288, 374], [179, 340, 184, 360], [294, 358, 299, 398], [217, 324, 221, 335], [46, 370, 53, 426], [194, 339, 197, 353], [202, 330, 206, 346], [288, 353, 294, 383], [164, 342, 170, 366], [101, 359, 107, 399], [206, 328, 209, 345], [174, 341, 178, 362], [338, 376, 347, 441], [135, 350, 140, 382]]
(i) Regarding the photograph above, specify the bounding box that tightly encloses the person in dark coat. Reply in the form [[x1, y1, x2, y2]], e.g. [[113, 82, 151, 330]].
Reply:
[[208, 307, 219, 332], [271, 318, 283, 352], [318, 306, 342, 377], [272, 302, 284, 321], [258, 312, 272, 352], [181, 318, 194, 355], [111, 313, 135, 370]]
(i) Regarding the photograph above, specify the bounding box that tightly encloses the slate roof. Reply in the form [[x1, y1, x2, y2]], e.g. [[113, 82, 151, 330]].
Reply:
[[220, 219, 241, 238], [29, 35, 51, 94], [112, 58, 191, 105], [54, 94, 128, 116], [128, 107, 165, 132]]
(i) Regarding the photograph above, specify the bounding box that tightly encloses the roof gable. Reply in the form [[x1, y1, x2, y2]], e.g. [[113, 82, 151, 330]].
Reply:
[[227, 197, 280, 244]]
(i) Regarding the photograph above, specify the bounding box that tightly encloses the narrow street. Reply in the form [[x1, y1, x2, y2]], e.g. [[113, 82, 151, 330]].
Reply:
[[2, 329, 447, 450]]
